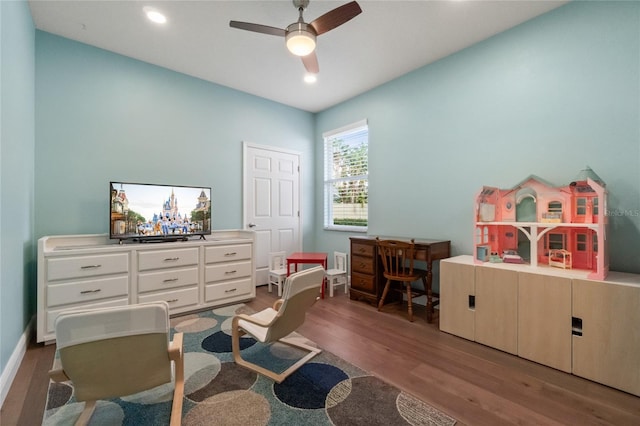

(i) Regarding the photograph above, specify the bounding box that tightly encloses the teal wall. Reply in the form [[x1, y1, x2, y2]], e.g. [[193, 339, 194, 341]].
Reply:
[[34, 32, 316, 242], [315, 1, 640, 275], [0, 0, 35, 376], [2, 0, 640, 390]]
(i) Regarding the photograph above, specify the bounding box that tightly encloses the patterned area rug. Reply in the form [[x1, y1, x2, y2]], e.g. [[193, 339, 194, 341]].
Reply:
[[43, 304, 456, 425]]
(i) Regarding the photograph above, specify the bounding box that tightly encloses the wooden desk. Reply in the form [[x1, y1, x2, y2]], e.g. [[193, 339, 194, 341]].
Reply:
[[286, 252, 328, 298], [349, 236, 451, 322]]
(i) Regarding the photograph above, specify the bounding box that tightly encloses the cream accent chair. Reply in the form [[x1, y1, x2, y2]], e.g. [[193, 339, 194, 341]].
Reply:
[[324, 251, 348, 297], [232, 266, 324, 383], [48, 301, 184, 426], [268, 251, 288, 296]]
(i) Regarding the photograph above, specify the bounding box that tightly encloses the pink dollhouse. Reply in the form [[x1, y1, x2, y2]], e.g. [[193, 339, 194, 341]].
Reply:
[[473, 166, 608, 280]]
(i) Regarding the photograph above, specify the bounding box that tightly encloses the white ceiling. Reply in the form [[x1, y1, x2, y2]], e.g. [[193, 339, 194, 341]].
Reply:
[[28, 0, 568, 113]]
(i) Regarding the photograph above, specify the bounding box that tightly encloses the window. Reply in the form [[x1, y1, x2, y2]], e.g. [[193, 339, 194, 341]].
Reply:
[[576, 197, 587, 215], [576, 233, 587, 251], [547, 233, 566, 250], [323, 120, 368, 231], [548, 201, 562, 213]]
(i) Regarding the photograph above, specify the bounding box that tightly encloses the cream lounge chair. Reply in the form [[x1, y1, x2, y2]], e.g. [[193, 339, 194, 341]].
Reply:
[[49, 301, 184, 426], [231, 265, 324, 383]]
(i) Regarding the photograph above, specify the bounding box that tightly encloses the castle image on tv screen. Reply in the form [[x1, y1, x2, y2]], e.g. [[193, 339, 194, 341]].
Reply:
[[110, 182, 211, 240]]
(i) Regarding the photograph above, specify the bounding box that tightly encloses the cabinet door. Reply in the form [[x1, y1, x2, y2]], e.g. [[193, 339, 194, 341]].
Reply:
[[439, 259, 475, 341], [475, 267, 518, 354], [518, 272, 572, 372], [572, 279, 640, 397]]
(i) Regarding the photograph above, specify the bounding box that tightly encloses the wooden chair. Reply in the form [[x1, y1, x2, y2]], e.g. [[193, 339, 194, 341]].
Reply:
[[49, 301, 184, 426], [376, 238, 428, 322], [324, 251, 348, 297], [268, 251, 288, 296], [232, 266, 324, 383]]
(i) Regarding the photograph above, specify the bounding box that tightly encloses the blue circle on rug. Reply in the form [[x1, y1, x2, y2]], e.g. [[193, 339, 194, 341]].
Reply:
[[274, 363, 348, 409], [202, 331, 256, 353]]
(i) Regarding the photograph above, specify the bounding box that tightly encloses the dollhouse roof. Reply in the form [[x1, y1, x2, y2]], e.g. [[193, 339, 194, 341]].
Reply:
[[510, 174, 558, 190], [572, 166, 605, 186]]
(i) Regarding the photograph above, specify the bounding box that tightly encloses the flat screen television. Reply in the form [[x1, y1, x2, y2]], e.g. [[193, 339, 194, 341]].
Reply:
[[110, 182, 211, 242]]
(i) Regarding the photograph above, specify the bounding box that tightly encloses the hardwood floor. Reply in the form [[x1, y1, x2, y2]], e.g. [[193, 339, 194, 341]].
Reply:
[[3, 285, 639, 425]]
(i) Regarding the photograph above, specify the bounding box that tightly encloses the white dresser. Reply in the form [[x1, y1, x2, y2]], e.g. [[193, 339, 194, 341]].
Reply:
[[37, 230, 255, 343]]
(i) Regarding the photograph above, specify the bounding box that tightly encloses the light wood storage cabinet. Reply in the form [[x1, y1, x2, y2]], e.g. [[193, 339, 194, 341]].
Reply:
[[474, 266, 518, 355], [518, 272, 572, 372], [440, 255, 640, 396], [572, 277, 640, 397], [38, 231, 255, 343]]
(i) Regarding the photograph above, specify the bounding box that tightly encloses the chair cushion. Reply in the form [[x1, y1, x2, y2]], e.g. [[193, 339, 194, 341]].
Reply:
[[237, 307, 278, 342]]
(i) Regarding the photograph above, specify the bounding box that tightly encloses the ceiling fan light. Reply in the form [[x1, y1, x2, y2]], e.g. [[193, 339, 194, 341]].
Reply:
[[286, 30, 316, 56]]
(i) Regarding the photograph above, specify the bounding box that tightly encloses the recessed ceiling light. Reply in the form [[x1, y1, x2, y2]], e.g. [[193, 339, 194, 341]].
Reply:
[[144, 7, 167, 24], [304, 74, 317, 84]]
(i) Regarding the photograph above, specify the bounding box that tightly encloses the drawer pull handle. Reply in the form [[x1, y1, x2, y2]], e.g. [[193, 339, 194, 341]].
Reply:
[[225, 270, 237, 275], [163, 278, 179, 283], [80, 289, 101, 294], [80, 264, 102, 269], [166, 298, 179, 303], [164, 257, 180, 261], [224, 252, 237, 257], [225, 288, 237, 293], [572, 317, 583, 336]]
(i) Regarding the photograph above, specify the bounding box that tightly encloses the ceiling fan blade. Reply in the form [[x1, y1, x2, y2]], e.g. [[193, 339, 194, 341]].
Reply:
[[229, 21, 286, 37], [302, 51, 319, 74], [309, 1, 362, 36]]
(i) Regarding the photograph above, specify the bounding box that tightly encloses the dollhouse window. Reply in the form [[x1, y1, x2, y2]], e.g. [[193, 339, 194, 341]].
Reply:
[[593, 197, 599, 215], [475, 226, 489, 243], [547, 233, 565, 250], [576, 197, 587, 215], [548, 201, 562, 213], [593, 233, 598, 253], [576, 234, 587, 251]]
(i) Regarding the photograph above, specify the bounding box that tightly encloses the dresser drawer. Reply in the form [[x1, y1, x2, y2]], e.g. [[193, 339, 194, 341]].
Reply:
[[47, 253, 129, 281], [46, 298, 129, 335], [205, 278, 253, 303], [351, 242, 375, 258], [138, 247, 199, 271], [205, 261, 252, 283], [205, 244, 251, 263], [138, 266, 198, 293], [351, 272, 375, 293], [47, 276, 129, 307], [352, 254, 375, 275], [138, 287, 199, 310]]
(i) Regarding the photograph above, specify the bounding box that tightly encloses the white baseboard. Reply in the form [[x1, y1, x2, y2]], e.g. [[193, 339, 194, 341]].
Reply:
[[0, 316, 34, 409]]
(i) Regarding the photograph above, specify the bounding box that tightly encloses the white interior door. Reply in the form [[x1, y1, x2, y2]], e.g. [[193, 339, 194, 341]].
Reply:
[[243, 143, 301, 285]]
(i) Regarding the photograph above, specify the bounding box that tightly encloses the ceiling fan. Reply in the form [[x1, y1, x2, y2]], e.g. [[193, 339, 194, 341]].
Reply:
[[229, 0, 362, 74]]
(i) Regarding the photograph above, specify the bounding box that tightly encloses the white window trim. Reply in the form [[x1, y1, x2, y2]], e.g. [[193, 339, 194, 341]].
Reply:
[[323, 119, 368, 232]]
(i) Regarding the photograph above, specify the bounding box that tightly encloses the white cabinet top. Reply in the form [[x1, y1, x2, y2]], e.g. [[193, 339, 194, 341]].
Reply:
[[444, 255, 640, 288], [40, 230, 255, 255]]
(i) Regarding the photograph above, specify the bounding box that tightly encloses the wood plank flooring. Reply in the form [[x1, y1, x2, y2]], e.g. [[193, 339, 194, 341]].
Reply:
[[2, 285, 639, 425]]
